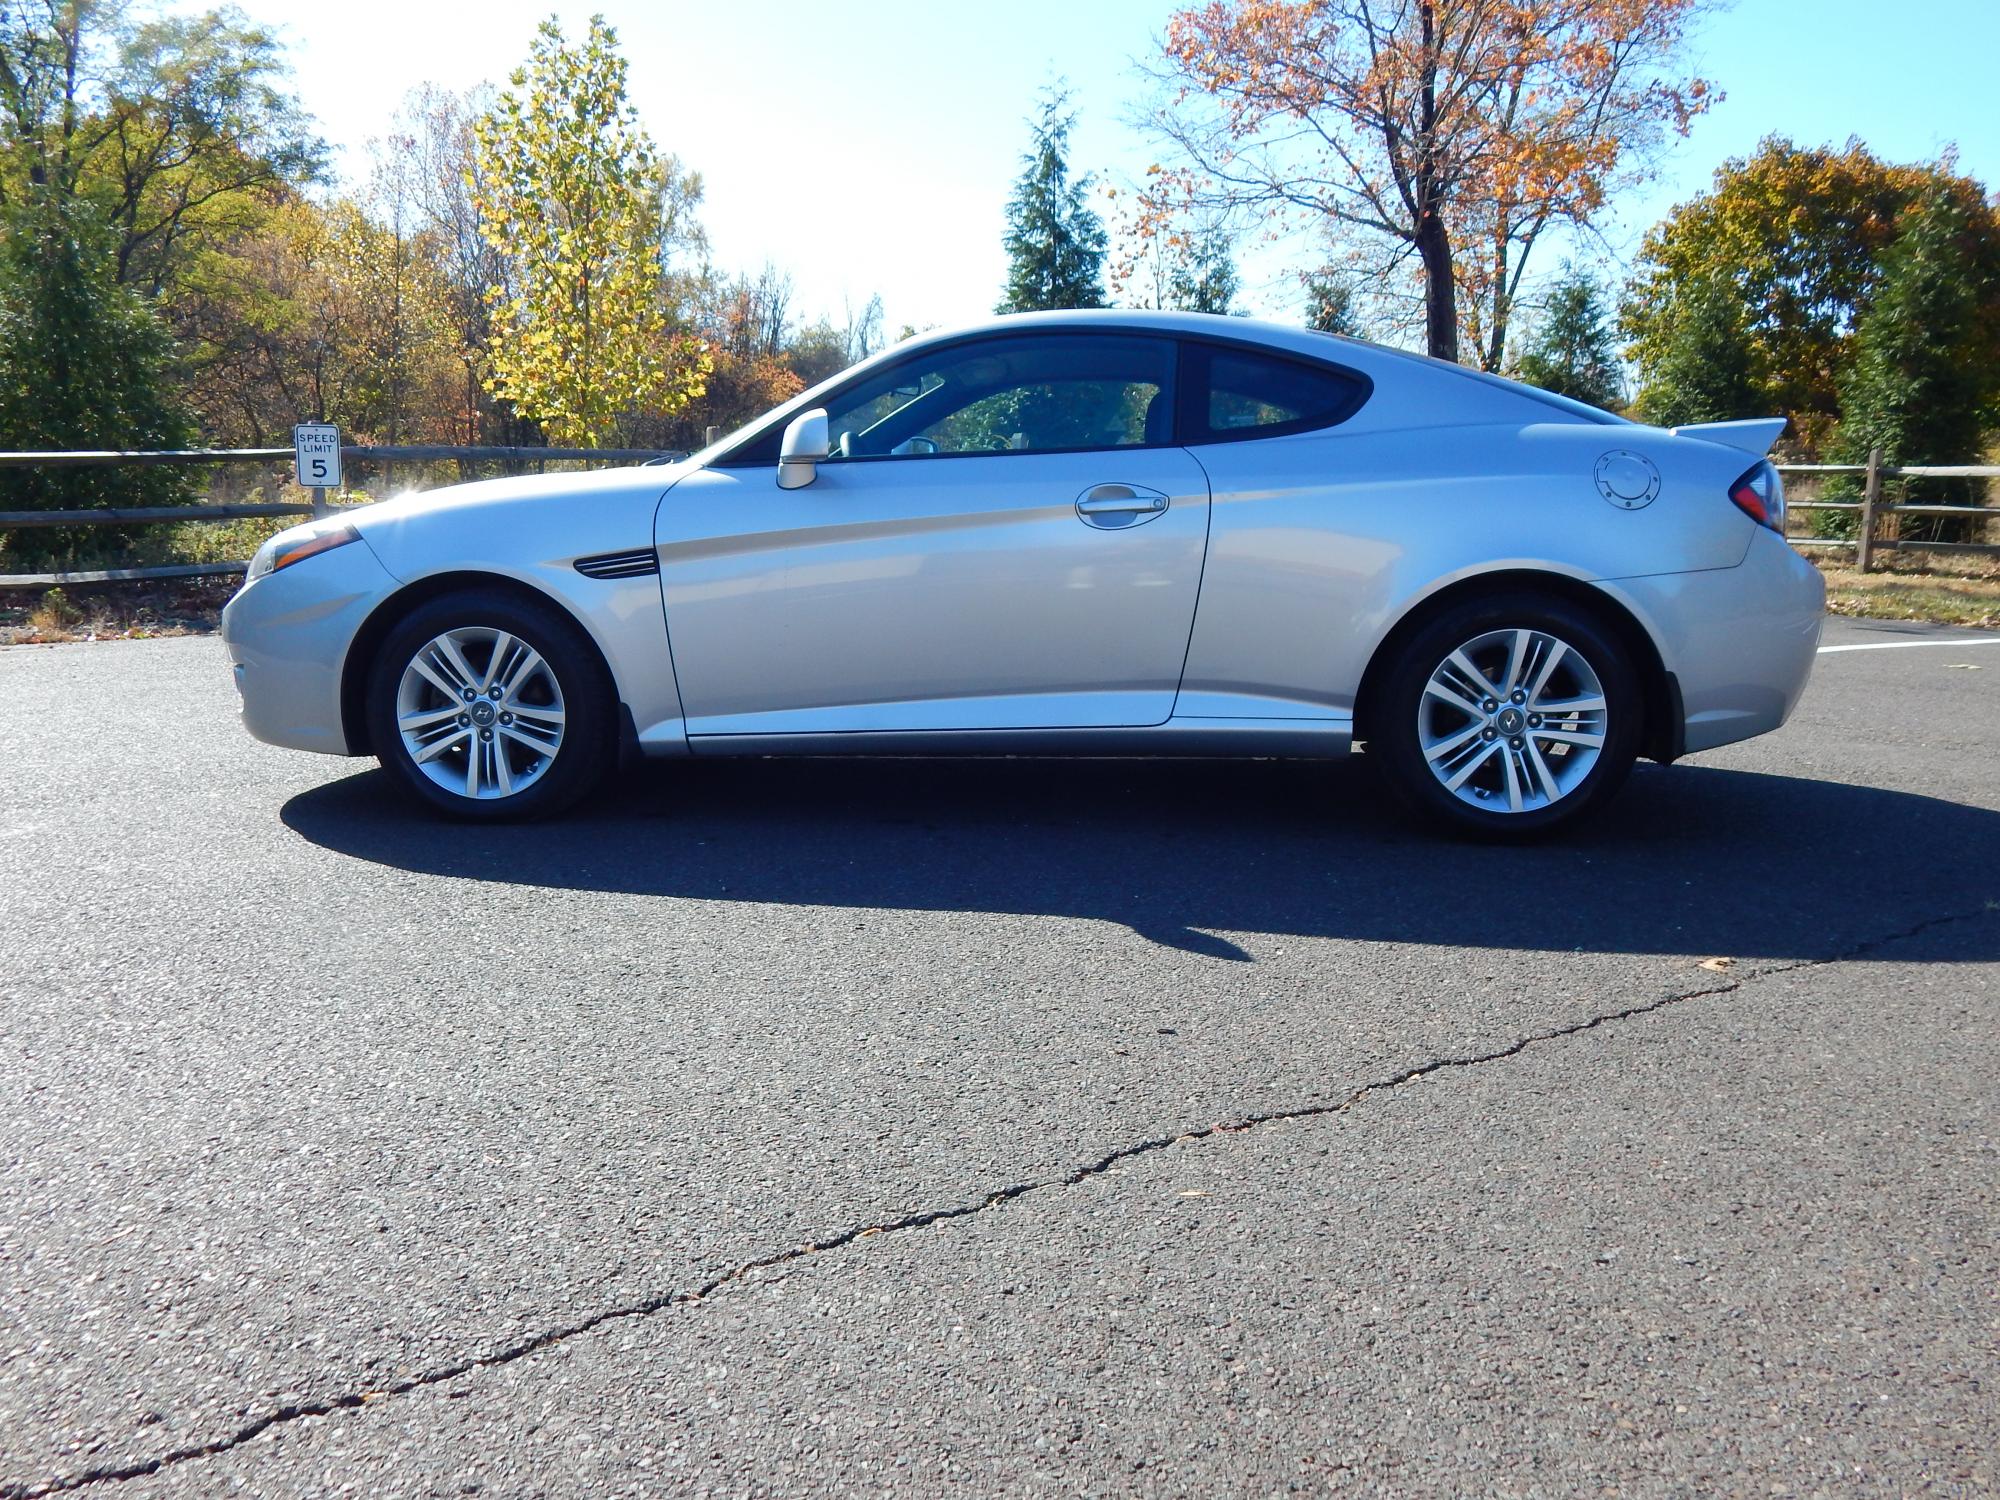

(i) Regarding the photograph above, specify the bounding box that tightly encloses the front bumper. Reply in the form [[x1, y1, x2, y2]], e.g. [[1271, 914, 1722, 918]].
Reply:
[[219, 537, 401, 756], [1604, 525, 1826, 755]]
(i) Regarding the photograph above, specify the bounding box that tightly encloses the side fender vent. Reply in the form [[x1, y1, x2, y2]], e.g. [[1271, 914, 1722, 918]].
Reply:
[[574, 548, 659, 580]]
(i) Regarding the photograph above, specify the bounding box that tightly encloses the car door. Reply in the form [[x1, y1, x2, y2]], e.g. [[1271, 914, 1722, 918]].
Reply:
[[654, 331, 1212, 738]]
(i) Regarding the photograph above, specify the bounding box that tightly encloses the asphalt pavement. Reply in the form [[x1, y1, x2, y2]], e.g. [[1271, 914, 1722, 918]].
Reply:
[[1, 614, 1994, 1497]]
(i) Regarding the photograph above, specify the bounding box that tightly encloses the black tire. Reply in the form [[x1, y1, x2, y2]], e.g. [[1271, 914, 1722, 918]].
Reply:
[[1371, 592, 1641, 840], [364, 588, 616, 822]]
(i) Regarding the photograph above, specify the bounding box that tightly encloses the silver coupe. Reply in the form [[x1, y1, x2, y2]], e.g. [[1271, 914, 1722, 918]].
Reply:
[[221, 310, 1824, 836]]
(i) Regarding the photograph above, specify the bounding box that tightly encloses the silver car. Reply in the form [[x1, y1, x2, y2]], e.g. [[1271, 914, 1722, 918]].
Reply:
[[220, 310, 1824, 836]]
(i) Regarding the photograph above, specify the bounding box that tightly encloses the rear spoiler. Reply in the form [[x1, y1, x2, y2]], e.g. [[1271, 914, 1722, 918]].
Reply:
[[1669, 417, 1787, 458]]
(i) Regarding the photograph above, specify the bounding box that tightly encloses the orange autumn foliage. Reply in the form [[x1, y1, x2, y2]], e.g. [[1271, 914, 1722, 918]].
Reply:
[[1145, 0, 1715, 367]]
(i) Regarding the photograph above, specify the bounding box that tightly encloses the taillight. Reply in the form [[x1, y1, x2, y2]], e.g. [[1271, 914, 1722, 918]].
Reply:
[[1730, 462, 1786, 532]]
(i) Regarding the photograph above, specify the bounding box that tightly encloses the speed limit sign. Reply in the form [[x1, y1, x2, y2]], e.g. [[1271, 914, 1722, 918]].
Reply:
[[293, 423, 342, 489]]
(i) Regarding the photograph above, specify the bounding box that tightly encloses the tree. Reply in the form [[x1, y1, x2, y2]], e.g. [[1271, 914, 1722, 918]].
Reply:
[[997, 87, 1107, 314], [1143, 0, 1715, 367], [0, 0, 329, 460], [1512, 265, 1622, 408], [1828, 187, 2000, 539], [1120, 213, 1237, 314], [163, 192, 457, 450], [655, 272, 801, 452], [1626, 272, 1757, 428], [0, 189, 191, 549], [0, 0, 323, 294], [1622, 138, 2000, 452], [787, 294, 884, 387], [471, 15, 708, 445], [389, 83, 516, 445], [638, 263, 800, 452], [1167, 227, 1236, 313], [352, 140, 460, 450], [172, 197, 356, 442], [1302, 267, 1362, 335]]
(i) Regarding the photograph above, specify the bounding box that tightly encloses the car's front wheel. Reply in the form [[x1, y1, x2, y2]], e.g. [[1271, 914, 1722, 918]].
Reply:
[[365, 589, 615, 821], [1373, 593, 1641, 839]]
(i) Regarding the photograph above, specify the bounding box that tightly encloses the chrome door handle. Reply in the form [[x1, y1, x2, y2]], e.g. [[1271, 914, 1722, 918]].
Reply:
[[1076, 484, 1169, 515]]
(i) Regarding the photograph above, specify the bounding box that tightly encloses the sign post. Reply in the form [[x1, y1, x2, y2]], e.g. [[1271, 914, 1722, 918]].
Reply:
[[293, 422, 341, 517]]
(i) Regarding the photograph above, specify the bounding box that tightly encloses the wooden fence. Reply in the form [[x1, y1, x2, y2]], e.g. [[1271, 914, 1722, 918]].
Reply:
[[0, 444, 680, 587], [1777, 449, 1998, 571]]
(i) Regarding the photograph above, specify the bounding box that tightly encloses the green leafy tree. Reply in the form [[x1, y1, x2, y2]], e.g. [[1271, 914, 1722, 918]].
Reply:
[[1827, 187, 2000, 540], [0, 0, 323, 293], [0, 0, 325, 461], [1627, 271, 1759, 428], [471, 14, 708, 445], [997, 87, 1107, 314], [1512, 266, 1622, 409], [1622, 138, 2000, 451], [0, 190, 192, 554]]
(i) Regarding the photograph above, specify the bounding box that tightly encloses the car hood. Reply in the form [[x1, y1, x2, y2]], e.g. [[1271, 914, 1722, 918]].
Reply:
[[343, 460, 701, 536]]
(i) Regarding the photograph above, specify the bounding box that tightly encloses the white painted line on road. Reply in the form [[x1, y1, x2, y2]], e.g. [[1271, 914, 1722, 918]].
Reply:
[[1818, 637, 2000, 654]]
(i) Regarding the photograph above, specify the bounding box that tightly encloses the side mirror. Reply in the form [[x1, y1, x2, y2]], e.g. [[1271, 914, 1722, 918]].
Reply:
[[777, 408, 830, 490]]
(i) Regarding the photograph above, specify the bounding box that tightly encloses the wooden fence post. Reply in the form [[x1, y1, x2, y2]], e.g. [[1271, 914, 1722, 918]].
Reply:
[[1857, 447, 1883, 574]]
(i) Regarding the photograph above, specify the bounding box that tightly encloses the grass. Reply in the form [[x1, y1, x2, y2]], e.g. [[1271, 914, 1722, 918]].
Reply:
[[0, 575, 241, 645], [1809, 550, 2000, 629], [1784, 469, 1999, 626]]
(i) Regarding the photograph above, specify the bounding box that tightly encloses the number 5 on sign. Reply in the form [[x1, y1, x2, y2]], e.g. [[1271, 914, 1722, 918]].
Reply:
[[293, 423, 342, 489]]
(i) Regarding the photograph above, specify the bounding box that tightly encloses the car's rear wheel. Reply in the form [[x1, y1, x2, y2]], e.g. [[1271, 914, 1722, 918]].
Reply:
[[1373, 593, 1641, 839], [365, 589, 615, 821]]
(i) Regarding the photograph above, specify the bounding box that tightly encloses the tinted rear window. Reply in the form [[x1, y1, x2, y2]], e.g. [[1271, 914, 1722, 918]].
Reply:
[[1193, 347, 1367, 442]]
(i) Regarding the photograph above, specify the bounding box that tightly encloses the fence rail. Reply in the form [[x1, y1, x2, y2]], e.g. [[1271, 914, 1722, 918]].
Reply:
[[0, 445, 682, 588], [0, 561, 254, 587], [1777, 451, 2000, 570], [1, 501, 316, 530]]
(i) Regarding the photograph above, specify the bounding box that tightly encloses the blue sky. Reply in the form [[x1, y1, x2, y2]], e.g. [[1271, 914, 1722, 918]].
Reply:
[[200, 0, 2000, 337]]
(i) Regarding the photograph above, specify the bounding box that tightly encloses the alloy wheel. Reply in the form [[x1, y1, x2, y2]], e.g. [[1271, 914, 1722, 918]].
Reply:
[[1416, 627, 1608, 814], [394, 627, 566, 800]]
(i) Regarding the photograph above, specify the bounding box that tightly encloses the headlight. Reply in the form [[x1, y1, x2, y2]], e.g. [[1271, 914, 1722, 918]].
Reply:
[[248, 523, 360, 581]]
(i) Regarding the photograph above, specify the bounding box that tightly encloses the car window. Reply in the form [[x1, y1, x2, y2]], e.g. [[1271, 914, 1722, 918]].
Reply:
[[1194, 347, 1366, 441], [817, 335, 1176, 460]]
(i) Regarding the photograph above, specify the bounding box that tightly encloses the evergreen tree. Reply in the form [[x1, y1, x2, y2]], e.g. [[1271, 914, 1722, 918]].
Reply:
[[1829, 187, 2000, 540], [1302, 268, 1361, 336], [996, 88, 1107, 314], [1513, 267, 1623, 409], [1165, 227, 1237, 315], [1628, 273, 1760, 429], [0, 191, 192, 553]]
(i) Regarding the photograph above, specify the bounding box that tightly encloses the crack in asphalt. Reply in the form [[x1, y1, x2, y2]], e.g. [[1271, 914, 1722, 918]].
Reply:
[[14, 902, 1991, 1498]]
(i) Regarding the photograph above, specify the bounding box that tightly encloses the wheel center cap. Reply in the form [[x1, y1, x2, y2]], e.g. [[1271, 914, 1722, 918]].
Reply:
[[470, 700, 497, 727], [1495, 707, 1525, 735]]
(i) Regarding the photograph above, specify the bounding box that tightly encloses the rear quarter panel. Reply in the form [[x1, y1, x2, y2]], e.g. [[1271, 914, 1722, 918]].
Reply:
[[1175, 414, 1759, 718]]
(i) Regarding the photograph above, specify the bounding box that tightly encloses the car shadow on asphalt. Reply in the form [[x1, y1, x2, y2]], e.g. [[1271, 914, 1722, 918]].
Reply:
[[280, 758, 2000, 962]]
